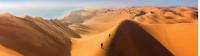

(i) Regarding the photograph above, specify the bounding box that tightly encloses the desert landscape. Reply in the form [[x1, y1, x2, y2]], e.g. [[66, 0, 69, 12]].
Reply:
[[0, 6, 198, 56]]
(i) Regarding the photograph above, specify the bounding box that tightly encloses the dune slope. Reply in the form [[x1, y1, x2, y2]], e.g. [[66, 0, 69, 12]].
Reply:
[[0, 6, 197, 56], [0, 13, 72, 56], [70, 6, 197, 56], [107, 20, 174, 56]]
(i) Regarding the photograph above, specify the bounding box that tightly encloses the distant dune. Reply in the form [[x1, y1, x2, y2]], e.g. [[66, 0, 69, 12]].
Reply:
[[0, 6, 198, 56], [63, 6, 197, 24]]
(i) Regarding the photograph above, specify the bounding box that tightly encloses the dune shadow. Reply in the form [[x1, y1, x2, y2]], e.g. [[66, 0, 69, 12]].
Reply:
[[106, 20, 174, 56]]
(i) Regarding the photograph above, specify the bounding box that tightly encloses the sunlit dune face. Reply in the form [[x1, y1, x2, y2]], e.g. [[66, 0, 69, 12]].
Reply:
[[0, 45, 22, 56], [131, 7, 198, 24]]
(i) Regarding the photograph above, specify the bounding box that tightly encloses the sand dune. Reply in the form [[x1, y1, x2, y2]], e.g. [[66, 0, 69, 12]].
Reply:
[[70, 7, 197, 56], [0, 6, 198, 56], [141, 23, 198, 56], [0, 13, 72, 56], [107, 20, 173, 56], [62, 9, 97, 23]]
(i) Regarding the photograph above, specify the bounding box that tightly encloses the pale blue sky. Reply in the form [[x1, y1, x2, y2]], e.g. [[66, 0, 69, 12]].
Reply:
[[0, 0, 198, 8]]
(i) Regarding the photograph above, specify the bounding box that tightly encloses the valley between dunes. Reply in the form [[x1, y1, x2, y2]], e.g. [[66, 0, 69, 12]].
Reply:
[[0, 6, 198, 56]]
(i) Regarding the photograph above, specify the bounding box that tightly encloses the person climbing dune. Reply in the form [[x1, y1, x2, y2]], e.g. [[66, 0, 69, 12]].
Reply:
[[108, 34, 111, 39], [100, 43, 104, 49]]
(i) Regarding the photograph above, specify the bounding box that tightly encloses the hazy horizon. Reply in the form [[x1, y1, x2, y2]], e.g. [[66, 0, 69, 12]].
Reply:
[[0, 0, 197, 19]]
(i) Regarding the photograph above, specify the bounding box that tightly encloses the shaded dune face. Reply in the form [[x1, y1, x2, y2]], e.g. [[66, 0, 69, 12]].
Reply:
[[106, 20, 174, 56], [0, 14, 71, 56]]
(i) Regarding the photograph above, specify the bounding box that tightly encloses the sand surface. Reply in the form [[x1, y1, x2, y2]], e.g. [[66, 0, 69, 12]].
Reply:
[[0, 6, 198, 56]]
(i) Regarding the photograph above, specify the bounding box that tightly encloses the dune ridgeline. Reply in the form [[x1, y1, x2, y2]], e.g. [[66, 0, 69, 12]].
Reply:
[[0, 6, 198, 56]]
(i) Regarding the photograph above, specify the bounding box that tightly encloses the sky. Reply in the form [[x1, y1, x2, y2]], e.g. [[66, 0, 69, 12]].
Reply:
[[0, 0, 198, 8]]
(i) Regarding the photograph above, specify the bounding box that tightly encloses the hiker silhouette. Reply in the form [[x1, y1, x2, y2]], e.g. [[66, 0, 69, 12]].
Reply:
[[101, 43, 103, 49]]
